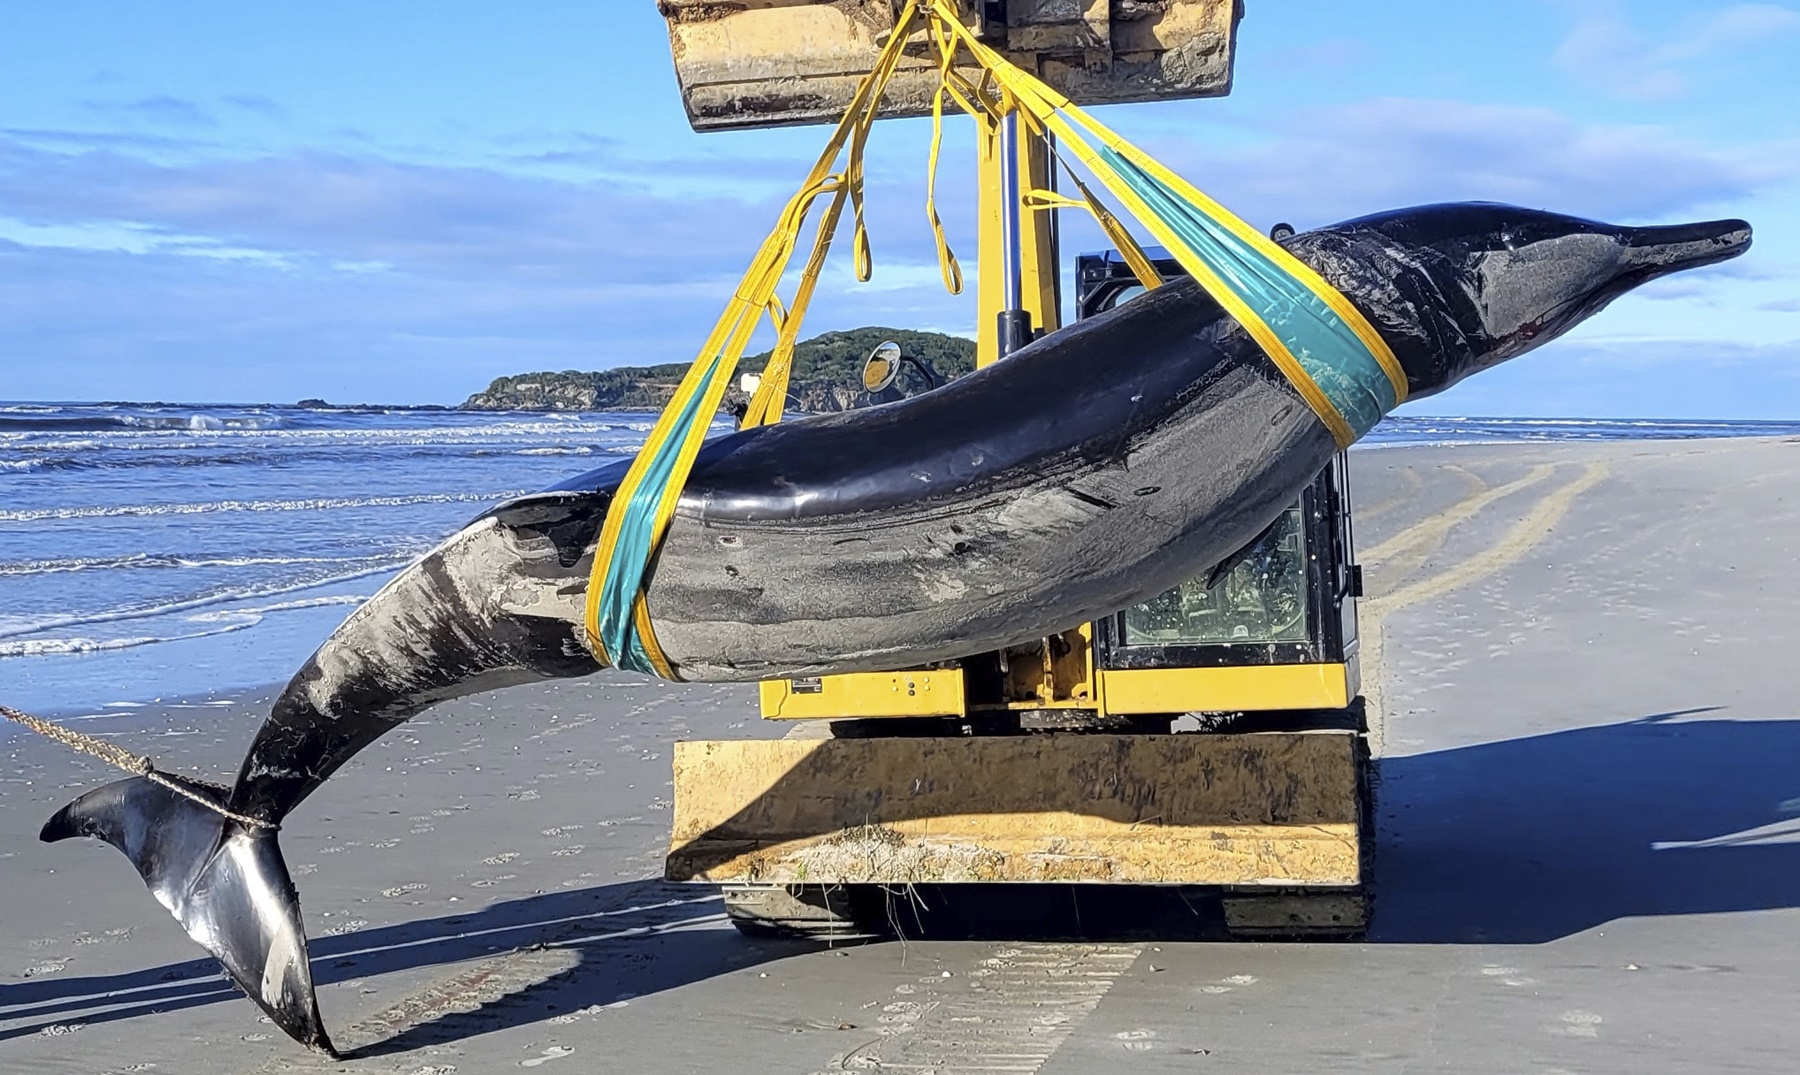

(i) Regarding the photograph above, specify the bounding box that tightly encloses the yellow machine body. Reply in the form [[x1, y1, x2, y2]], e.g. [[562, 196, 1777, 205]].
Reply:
[[758, 663, 1357, 721], [668, 733, 1361, 886], [656, 0, 1370, 914]]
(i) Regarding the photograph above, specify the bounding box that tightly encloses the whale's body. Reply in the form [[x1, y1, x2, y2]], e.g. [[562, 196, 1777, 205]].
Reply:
[[40, 203, 1751, 1053]]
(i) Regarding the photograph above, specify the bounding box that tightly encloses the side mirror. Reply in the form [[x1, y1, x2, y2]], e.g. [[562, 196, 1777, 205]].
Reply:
[[862, 341, 902, 393]]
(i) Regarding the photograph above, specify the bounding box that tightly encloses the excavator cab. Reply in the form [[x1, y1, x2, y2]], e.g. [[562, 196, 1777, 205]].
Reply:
[[1077, 248, 1363, 708]]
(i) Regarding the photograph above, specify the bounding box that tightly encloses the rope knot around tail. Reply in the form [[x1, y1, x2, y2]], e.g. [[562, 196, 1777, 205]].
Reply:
[[1, 703, 278, 832]]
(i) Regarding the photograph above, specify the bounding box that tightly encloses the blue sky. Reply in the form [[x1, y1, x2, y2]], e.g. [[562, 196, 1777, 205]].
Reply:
[[0, 1, 1795, 417]]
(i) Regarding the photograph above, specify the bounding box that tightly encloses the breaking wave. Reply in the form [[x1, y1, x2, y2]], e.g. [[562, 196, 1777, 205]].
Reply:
[[0, 412, 292, 433], [0, 562, 408, 642], [187, 594, 368, 621], [0, 553, 379, 577], [0, 622, 256, 658], [0, 594, 371, 660], [0, 490, 524, 523]]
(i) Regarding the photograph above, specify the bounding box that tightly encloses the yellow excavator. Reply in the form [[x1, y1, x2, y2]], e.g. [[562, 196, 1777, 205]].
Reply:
[[657, 0, 1372, 940]]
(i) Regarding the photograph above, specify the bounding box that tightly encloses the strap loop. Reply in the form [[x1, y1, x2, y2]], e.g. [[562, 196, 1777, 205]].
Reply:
[[585, 0, 926, 675]]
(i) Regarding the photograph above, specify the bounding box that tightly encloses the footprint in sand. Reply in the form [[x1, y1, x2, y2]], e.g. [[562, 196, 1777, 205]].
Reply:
[[23, 959, 70, 978], [1115, 1028, 1157, 1052], [1556, 1011, 1603, 1038], [1480, 964, 1537, 987], [521, 1046, 574, 1067], [382, 884, 428, 898], [471, 875, 518, 888], [483, 852, 520, 865]]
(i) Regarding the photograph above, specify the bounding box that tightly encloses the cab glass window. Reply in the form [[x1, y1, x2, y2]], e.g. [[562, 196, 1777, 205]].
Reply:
[[1121, 505, 1309, 646]]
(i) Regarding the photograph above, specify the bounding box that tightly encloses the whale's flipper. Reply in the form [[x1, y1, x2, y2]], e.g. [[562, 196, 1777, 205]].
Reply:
[[40, 777, 335, 1057]]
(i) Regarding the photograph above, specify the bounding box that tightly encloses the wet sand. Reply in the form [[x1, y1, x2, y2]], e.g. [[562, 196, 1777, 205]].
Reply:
[[5, 435, 1800, 1073]]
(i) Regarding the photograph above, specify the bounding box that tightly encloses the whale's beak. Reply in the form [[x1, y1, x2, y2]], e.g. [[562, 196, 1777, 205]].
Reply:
[[1619, 218, 1752, 277]]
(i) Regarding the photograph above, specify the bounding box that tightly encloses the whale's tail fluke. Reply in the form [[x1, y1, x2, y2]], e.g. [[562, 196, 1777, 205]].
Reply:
[[40, 776, 335, 1057]]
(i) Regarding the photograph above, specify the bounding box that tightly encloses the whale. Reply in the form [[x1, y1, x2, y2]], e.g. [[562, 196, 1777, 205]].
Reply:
[[40, 203, 1750, 1053]]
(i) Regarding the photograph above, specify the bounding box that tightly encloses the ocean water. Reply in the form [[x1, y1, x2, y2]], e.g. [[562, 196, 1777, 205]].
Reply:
[[3, 402, 1798, 717], [0, 404, 663, 716]]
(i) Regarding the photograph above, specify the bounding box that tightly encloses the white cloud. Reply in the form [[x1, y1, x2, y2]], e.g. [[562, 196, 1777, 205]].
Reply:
[[1129, 96, 1794, 227], [0, 127, 974, 285], [0, 127, 982, 402], [1554, 2, 1800, 101], [1399, 337, 1800, 420], [2, 90, 1787, 407]]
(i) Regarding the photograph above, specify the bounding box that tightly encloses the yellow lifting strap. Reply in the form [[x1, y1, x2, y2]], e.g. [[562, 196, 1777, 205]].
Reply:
[[583, 2, 929, 676], [587, 0, 1408, 679], [919, 6, 1407, 446], [1021, 177, 1165, 293]]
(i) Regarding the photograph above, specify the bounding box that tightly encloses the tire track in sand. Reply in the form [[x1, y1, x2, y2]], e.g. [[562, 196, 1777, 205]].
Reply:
[[1350, 463, 1428, 525], [1360, 460, 1610, 755], [1359, 464, 1554, 590], [813, 943, 1141, 1075], [240, 894, 724, 1074]]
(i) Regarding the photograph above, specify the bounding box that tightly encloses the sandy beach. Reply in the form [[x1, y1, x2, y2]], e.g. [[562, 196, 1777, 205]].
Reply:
[[5, 434, 1800, 1074]]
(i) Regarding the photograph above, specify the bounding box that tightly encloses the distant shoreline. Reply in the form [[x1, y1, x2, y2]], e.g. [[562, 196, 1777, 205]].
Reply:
[[8, 399, 1796, 424]]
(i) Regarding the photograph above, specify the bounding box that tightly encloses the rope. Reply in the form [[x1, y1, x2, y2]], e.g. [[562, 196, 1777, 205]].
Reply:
[[1, 703, 277, 831]]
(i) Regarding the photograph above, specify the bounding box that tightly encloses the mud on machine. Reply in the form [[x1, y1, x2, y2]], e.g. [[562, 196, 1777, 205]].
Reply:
[[656, 0, 1373, 939]]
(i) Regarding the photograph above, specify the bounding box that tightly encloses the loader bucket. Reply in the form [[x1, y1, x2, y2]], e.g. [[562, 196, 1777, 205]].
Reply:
[[658, 0, 1242, 132]]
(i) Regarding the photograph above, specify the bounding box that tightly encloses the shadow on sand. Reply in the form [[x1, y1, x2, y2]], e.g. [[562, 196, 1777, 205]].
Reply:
[[0, 878, 804, 1055], [768, 711, 1800, 945], [1371, 709, 1800, 943], [6, 711, 1799, 1052]]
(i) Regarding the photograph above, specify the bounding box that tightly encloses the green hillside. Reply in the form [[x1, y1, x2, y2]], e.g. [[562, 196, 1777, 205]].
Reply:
[[462, 327, 976, 412]]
